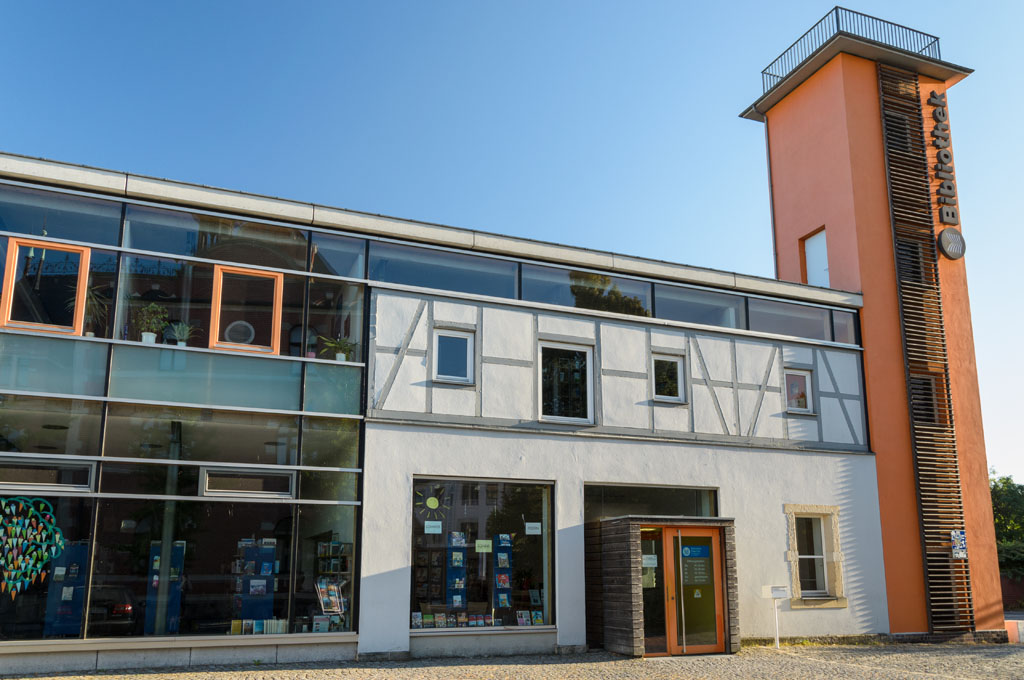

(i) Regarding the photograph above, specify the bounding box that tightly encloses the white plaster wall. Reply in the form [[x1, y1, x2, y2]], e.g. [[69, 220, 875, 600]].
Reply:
[[372, 292, 867, 449], [357, 424, 890, 654]]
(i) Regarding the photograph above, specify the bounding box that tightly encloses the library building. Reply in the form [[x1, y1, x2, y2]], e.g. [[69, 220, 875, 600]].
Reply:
[[0, 7, 1008, 673]]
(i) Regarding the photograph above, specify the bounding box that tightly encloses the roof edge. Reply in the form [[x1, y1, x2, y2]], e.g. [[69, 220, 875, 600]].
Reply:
[[0, 150, 863, 309]]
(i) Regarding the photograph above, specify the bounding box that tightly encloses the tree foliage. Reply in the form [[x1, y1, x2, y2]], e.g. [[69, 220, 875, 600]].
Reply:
[[991, 473, 1024, 579], [568, 272, 649, 317]]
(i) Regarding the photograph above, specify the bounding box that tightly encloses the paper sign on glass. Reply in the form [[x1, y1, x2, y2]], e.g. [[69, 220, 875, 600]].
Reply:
[[424, 521, 442, 534], [475, 539, 492, 553], [525, 522, 542, 535], [641, 554, 658, 568]]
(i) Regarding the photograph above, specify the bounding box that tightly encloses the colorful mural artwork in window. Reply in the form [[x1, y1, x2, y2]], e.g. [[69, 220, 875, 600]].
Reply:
[[1, 497, 65, 599]]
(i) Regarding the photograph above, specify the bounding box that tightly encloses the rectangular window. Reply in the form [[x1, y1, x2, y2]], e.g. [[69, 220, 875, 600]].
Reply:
[[521, 264, 651, 316], [0, 457, 94, 492], [2, 238, 91, 335], [539, 342, 593, 423], [368, 241, 517, 299], [796, 516, 827, 595], [433, 330, 474, 384], [785, 369, 813, 413], [201, 468, 296, 498], [652, 354, 685, 402], [0, 395, 103, 456], [832, 310, 858, 345], [654, 284, 746, 329], [411, 479, 553, 629], [210, 264, 283, 353], [748, 298, 831, 341], [0, 184, 122, 245], [802, 229, 829, 288]]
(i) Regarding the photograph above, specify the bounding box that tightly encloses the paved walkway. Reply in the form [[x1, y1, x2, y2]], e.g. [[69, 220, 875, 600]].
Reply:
[[6, 645, 1024, 680]]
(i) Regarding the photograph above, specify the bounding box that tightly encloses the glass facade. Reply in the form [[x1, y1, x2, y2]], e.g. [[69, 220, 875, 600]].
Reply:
[[410, 479, 553, 629], [0, 188, 364, 641]]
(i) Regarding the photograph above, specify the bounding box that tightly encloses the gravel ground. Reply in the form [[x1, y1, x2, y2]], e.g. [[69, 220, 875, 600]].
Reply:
[[5, 644, 1024, 680]]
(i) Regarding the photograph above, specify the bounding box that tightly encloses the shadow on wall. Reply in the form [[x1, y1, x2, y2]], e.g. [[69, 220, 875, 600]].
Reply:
[[834, 456, 885, 633]]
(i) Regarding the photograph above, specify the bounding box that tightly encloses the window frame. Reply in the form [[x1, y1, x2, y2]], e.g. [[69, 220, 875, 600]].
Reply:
[[209, 263, 284, 354], [432, 329, 475, 385], [538, 341, 594, 425], [795, 516, 828, 597], [198, 466, 296, 499], [784, 504, 847, 608], [1, 237, 92, 336], [784, 368, 814, 414], [0, 455, 96, 493], [651, 353, 686, 404]]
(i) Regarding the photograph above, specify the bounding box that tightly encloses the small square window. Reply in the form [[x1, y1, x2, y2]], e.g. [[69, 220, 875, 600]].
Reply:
[[785, 369, 813, 413], [652, 355, 685, 402], [1, 237, 91, 336], [433, 330, 474, 384], [210, 264, 283, 353], [540, 342, 593, 423]]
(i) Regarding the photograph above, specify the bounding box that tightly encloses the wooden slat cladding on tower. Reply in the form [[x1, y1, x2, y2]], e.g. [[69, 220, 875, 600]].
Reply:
[[877, 64, 974, 633]]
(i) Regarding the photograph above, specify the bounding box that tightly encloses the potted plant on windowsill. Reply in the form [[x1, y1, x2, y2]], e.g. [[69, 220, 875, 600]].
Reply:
[[133, 303, 169, 344], [168, 321, 198, 347], [318, 336, 357, 362]]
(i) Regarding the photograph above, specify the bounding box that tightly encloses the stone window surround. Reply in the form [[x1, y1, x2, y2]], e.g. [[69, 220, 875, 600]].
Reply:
[[784, 503, 848, 609]]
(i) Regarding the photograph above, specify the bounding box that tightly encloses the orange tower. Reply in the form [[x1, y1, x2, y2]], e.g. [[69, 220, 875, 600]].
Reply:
[[743, 8, 1002, 635]]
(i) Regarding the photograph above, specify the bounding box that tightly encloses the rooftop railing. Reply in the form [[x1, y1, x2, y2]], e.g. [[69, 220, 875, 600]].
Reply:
[[761, 7, 941, 93]]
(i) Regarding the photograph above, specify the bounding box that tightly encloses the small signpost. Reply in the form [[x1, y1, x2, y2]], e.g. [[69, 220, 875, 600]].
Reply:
[[767, 585, 789, 649]]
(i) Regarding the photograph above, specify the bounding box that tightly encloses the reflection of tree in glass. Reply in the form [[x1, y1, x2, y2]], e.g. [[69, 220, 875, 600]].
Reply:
[[568, 272, 649, 316]]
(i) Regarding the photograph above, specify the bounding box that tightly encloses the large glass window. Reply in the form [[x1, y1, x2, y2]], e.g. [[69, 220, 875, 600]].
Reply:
[[540, 343, 592, 423], [123, 204, 309, 272], [748, 298, 831, 341], [521, 264, 651, 316], [108, 344, 303, 411], [116, 255, 214, 346], [103, 403, 300, 466], [310, 232, 365, 279], [301, 417, 359, 468], [0, 184, 122, 246], [306, 279, 363, 361], [293, 504, 357, 632], [0, 496, 95, 640], [369, 241, 517, 299], [832, 310, 858, 345], [0, 395, 102, 455], [410, 479, 553, 629], [0, 334, 108, 397], [89, 499, 293, 637], [654, 284, 746, 329], [583, 485, 717, 522]]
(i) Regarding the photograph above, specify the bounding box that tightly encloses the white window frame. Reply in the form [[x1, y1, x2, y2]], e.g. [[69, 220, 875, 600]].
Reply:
[[651, 354, 686, 403], [199, 466, 296, 499], [538, 341, 594, 424], [432, 329, 475, 385], [0, 455, 95, 493], [784, 368, 814, 414], [795, 516, 828, 597], [783, 503, 847, 608]]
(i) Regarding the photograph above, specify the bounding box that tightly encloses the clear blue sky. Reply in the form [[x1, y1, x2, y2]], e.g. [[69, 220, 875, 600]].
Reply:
[[3, 1, 1020, 478]]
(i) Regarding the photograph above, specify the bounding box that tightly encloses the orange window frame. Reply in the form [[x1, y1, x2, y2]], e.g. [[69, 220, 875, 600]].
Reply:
[[209, 264, 284, 354], [0, 237, 91, 336]]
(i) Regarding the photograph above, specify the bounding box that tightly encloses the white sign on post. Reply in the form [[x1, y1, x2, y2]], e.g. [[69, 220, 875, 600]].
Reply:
[[765, 585, 789, 649]]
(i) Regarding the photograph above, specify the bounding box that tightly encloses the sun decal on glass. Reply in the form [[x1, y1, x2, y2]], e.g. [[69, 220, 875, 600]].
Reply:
[[414, 486, 451, 521]]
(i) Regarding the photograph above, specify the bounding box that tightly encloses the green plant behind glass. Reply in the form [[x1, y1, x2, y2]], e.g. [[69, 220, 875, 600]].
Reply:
[[318, 335, 357, 358], [133, 302, 169, 337]]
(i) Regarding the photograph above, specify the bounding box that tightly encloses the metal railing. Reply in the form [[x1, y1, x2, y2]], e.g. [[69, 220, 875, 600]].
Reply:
[[761, 7, 941, 93]]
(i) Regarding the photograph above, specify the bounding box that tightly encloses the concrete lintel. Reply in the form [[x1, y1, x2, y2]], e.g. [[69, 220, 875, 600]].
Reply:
[[314, 205, 475, 248], [126, 175, 314, 224], [0, 153, 126, 195], [473, 232, 615, 269], [611, 254, 736, 289]]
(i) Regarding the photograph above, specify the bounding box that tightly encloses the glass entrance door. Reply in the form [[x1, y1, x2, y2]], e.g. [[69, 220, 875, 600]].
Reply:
[[660, 527, 725, 655]]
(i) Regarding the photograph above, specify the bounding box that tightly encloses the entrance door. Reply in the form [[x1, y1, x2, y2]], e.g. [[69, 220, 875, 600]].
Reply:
[[641, 526, 725, 655]]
